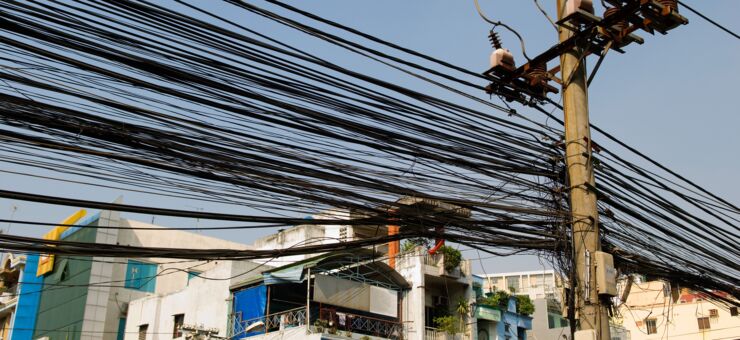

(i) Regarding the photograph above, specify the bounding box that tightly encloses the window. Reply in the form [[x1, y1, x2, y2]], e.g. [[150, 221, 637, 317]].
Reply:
[[173, 314, 184, 338], [139, 324, 148, 340], [49, 258, 69, 283], [506, 276, 520, 293], [645, 318, 657, 334], [730, 307, 738, 316], [709, 309, 719, 318], [125, 260, 157, 292], [697, 317, 710, 330]]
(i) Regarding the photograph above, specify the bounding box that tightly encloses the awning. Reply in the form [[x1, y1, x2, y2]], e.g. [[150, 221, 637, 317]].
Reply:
[[263, 264, 304, 285], [231, 249, 409, 290]]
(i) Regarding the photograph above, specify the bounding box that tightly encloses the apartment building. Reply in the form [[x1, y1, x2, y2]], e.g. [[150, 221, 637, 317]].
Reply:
[[0, 253, 25, 340], [92, 200, 531, 340], [124, 260, 266, 340], [10, 202, 251, 340], [617, 280, 740, 340], [476, 270, 561, 302]]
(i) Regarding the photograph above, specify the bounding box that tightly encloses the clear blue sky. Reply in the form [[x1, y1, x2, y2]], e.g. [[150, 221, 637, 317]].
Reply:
[[1, 0, 738, 273]]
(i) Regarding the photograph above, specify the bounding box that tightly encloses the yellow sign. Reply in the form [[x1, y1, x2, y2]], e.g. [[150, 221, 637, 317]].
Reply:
[[37, 209, 86, 277]]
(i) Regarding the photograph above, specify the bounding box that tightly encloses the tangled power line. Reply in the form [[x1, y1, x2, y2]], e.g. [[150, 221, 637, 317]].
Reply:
[[0, 0, 736, 307]]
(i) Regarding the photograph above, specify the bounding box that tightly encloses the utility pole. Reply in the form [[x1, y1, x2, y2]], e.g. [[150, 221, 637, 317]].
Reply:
[[556, 1, 610, 339]]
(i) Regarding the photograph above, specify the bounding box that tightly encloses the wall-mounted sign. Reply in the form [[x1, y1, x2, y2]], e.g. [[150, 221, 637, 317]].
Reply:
[[36, 209, 86, 277], [475, 305, 502, 322]]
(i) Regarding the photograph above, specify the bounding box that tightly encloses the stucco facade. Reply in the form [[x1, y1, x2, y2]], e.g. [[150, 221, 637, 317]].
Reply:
[[617, 280, 740, 340], [12, 202, 252, 340], [124, 260, 265, 340]]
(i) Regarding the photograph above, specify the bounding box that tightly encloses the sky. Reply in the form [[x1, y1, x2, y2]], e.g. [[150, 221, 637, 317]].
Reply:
[[1, 0, 738, 274]]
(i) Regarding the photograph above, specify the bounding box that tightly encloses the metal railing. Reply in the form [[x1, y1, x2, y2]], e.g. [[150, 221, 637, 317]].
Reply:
[[425, 327, 444, 340], [229, 307, 306, 339], [318, 307, 404, 339], [424, 327, 469, 340]]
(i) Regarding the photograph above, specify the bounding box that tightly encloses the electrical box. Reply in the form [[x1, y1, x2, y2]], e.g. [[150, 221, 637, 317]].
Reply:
[[594, 251, 617, 296], [574, 330, 597, 340]]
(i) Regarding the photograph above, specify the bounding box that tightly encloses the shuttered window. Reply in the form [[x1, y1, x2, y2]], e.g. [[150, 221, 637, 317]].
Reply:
[[125, 260, 157, 292]]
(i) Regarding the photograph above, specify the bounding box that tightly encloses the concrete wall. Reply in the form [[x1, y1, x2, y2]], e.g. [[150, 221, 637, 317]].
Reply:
[[527, 298, 569, 340], [618, 280, 740, 340], [251, 208, 387, 266], [394, 247, 476, 340], [124, 260, 264, 340]]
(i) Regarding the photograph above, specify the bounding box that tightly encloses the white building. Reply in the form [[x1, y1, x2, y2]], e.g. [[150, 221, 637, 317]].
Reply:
[[125, 201, 535, 340], [0, 253, 25, 340], [251, 209, 388, 266], [12, 201, 252, 340], [124, 260, 267, 340], [617, 280, 740, 340], [476, 270, 561, 302]]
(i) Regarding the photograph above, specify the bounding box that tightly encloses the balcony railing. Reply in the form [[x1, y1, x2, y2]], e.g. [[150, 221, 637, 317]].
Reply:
[[424, 327, 468, 340], [318, 307, 404, 339], [230, 307, 306, 339], [423, 253, 470, 278]]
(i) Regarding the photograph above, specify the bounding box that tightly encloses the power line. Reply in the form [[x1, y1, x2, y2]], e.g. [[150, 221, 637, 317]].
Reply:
[[677, 1, 740, 40]]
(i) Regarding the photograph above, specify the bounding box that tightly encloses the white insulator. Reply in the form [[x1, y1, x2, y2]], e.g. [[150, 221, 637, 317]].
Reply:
[[489, 48, 515, 72]]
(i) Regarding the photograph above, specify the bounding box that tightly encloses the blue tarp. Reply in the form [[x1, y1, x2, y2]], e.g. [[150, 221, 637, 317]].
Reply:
[[232, 285, 267, 338], [11, 254, 43, 340]]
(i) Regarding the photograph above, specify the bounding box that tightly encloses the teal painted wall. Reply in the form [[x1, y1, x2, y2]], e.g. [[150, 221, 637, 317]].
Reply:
[[33, 225, 97, 340]]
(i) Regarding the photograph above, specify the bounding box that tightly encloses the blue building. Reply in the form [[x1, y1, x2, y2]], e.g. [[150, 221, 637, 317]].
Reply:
[[474, 276, 533, 340]]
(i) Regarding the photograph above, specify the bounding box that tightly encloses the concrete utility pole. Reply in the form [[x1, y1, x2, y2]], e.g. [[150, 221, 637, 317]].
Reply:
[[556, 0, 611, 339]]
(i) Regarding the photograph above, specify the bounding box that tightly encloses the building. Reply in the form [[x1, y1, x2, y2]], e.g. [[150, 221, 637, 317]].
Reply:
[[229, 213, 532, 339], [476, 270, 629, 340], [124, 260, 267, 340], [527, 298, 569, 340], [476, 270, 561, 302], [0, 253, 25, 340], [229, 249, 407, 340], [112, 200, 532, 340], [472, 276, 533, 340], [11, 203, 252, 340], [250, 209, 388, 266], [395, 245, 477, 340], [617, 280, 740, 340]]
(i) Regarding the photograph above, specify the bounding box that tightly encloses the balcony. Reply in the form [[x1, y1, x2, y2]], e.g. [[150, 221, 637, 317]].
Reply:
[[316, 307, 404, 339], [423, 253, 470, 280], [424, 327, 468, 340], [230, 307, 307, 339]]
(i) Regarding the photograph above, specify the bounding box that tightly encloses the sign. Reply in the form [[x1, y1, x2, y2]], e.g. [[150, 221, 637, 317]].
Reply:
[[475, 306, 502, 322], [37, 209, 86, 276]]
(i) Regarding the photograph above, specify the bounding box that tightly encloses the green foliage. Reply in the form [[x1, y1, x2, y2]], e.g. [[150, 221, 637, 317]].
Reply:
[[401, 241, 417, 252], [402, 237, 431, 252], [359, 336, 371, 340], [439, 245, 462, 271], [455, 297, 470, 316], [516, 295, 535, 316], [478, 290, 535, 316], [433, 315, 460, 335], [478, 290, 510, 308]]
